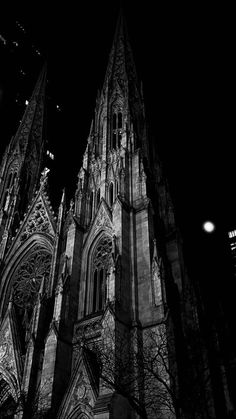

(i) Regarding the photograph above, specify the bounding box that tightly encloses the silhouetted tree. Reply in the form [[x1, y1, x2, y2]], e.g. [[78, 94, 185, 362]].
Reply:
[[87, 313, 178, 419]]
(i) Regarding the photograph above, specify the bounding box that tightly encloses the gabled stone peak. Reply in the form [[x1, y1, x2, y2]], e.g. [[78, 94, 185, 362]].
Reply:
[[10, 188, 57, 247]]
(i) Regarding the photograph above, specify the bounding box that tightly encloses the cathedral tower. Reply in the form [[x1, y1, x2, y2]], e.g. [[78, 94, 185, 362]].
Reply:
[[0, 11, 233, 419], [0, 64, 47, 260]]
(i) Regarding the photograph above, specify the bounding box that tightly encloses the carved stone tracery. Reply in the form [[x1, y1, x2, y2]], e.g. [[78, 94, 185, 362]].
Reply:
[[20, 198, 53, 241], [93, 236, 113, 270], [12, 250, 51, 311], [0, 325, 16, 377], [93, 206, 112, 235]]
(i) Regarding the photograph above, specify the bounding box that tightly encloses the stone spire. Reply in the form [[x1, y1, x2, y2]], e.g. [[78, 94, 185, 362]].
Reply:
[[94, 9, 149, 161], [0, 64, 48, 252], [103, 10, 139, 92], [11, 63, 47, 155], [11, 64, 47, 205]]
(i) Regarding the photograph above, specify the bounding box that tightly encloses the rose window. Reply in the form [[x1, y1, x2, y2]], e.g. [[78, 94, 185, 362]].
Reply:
[[12, 251, 51, 310]]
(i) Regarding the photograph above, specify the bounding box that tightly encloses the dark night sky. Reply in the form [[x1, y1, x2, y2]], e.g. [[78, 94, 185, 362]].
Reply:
[[0, 3, 235, 308]]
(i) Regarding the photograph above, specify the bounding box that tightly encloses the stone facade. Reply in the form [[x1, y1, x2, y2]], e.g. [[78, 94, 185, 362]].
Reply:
[[0, 11, 234, 419]]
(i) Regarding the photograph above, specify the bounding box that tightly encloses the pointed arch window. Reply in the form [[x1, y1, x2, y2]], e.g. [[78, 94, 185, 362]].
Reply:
[[90, 236, 113, 314], [7, 172, 13, 189], [12, 250, 51, 313], [8, 249, 52, 350], [93, 270, 98, 313], [118, 112, 122, 129], [98, 268, 104, 309], [111, 111, 123, 149], [113, 113, 117, 129], [92, 268, 105, 312], [109, 182, 114, 206], [112, 132, 116, 149]]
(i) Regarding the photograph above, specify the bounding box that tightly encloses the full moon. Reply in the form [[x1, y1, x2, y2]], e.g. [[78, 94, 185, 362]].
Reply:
[[203, 221, 215, 233]]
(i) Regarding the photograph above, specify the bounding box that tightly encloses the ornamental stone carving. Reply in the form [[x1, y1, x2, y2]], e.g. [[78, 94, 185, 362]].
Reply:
[[0, 322, 17, 380], [71, 369, 93, 409], [20, 197, 54, 241], [93, 206, 112, 235], [93, 236, 113, 270], [74, 318, 102, 343], [12, 250, 52, 311]]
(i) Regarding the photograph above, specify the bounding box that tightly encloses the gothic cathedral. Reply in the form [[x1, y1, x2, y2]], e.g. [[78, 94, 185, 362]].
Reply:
[[0, 11, 233, 419]]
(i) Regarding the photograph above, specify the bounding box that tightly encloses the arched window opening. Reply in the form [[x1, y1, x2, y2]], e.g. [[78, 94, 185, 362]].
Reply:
[[92, 268, 105, 312], [111, 111, 123, 150], [10, 250, 52, 351], [98, 268, 104, 310], [90, 236, 113, 314], [112, 113, 116, 129], [96, 188, 100, 209], [7, 172, 13, 189], [118, 112, 122, 129], [109, 183, 114, 206], [112, 132, 116, 149]]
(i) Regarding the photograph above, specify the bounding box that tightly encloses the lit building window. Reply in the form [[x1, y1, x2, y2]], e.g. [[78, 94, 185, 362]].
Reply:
[[228, 230, 236, 238], [46, 150, 54, 160], [228, 228, 236, 279]]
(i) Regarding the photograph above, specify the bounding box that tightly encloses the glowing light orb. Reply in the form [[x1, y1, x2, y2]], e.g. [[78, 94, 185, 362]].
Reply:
[[203, 221, 215, 233]]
